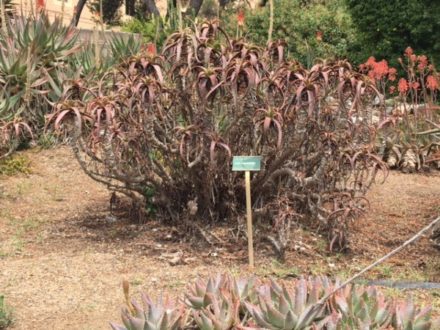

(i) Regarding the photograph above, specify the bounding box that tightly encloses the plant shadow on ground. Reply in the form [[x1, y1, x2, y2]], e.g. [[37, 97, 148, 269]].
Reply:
[[51, 191, 440, 283], [65, 201, 440, 318]]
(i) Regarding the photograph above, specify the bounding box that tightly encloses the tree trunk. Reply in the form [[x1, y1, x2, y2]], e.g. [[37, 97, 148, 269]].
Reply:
[[126, 0, 135, 16], [71, 0, 88, 27], [218, 0, 230, 8], [188, 0, 203, 16], [144, 0, 160, 16]]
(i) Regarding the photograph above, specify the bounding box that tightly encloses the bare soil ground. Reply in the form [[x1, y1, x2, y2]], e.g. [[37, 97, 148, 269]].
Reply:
[[0, 147, 439, 329]]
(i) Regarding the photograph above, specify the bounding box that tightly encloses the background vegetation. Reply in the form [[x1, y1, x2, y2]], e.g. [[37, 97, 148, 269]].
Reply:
[[346, 0, 440, 66], [244, 0, 357, 66], [0, 295, 12, 329]]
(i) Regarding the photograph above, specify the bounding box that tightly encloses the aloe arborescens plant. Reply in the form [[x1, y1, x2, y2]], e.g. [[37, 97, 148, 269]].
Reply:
[[52, 21, 386, 251]]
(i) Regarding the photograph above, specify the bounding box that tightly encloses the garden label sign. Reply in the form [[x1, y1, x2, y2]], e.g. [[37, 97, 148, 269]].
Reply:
[[232, 156, 262, 269]]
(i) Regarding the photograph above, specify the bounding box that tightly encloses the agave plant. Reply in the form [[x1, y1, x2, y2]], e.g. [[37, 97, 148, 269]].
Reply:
[[108, 33, 142, 64], [0, 13, 80, 157]]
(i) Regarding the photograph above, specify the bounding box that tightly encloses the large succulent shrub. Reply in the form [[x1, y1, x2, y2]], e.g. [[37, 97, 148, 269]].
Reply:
[[52, 20, 385, 251], [0, 13, 80, 158], [111, 274, 440, 329]]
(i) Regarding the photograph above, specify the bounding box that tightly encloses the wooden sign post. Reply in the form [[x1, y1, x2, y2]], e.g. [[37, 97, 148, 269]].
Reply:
[[232, 156, 262, 270]]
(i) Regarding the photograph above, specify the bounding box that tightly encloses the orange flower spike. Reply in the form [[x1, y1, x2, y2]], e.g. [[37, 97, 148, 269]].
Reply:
[[427, 75, 439, 91], [365, 56, 376, 67], [373, 60, 389, 80], [417, 55, 428, 71], [146, 43, 157, 56], [404, 47, 413, 57], [411, 81, 420, 90], [36, 0, 45, 10], [388, 67, 397, 81], [398, 78, 409, 94], [237, 9, 245, 27], [316, 31, 323, 41]]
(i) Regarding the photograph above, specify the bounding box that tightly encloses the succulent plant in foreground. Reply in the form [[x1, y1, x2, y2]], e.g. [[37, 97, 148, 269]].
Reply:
[[185, 274, 259, 311], [329, 285, 392, 329], [193, 290, 240, 330], [392, 298, 433, 330], [110, 293, 188, 330], [111, 275, 440, 330], [244, 277, 331, 329]]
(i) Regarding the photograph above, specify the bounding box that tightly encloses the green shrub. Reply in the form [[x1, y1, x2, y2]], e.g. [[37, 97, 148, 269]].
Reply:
[[346, 0, 440, 66], [121, 17, 170, 47], [37, 132, 58, 149], [244, 0, 358, 67], [111, 274, 440, 329], [0, 155, 31, 176], [0, 295, 13, 329]]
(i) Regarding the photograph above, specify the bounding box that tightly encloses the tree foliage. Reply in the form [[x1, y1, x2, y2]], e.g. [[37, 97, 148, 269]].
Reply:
[[244, 0, 357, 67], [346, 0, 440, 65]]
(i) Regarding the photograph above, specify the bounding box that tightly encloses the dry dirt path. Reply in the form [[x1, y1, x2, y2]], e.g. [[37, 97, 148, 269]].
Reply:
[[0, 147, 439, 329]]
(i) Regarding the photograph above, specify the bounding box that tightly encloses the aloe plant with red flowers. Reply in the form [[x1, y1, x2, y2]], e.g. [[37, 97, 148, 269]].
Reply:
[[361, 48, 440, 173]]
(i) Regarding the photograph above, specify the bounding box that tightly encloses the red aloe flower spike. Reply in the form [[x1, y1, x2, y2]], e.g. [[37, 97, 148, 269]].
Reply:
[[316, 31, 323, 41], [237, 9, 245, 27], [388, 67, 397, 81], [410, 81, 420, 90], [398, 78, 409, 94], [426, 75, 439, 91], [146, 43, 157, 57], [36, 0, 45, 11], [417, 55, 428, 71]]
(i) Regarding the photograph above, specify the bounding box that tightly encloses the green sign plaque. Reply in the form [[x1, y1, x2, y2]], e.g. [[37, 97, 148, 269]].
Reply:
[[232, 156, 262, 171]]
